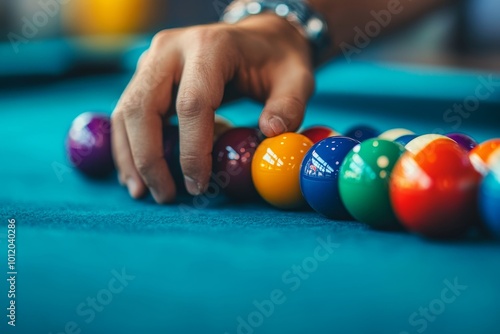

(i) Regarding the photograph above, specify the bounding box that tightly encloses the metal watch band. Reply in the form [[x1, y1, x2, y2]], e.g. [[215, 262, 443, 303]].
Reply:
[[221, 0, 330, 60]]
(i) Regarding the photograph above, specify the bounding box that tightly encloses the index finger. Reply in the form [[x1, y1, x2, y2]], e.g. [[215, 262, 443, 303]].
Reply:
[[176, 52, 229, 195], [117, 53, 178, 203]]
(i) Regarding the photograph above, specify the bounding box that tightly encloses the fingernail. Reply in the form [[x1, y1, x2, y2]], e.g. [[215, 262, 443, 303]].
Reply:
[[184, 176, 204, 196], [127, 178, 139, 197], [269, 116, 287, 135]]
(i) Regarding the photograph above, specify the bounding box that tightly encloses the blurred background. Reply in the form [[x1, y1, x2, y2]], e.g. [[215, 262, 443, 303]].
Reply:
[[0, 0, 499, 80], [0, 0, 224, 78]]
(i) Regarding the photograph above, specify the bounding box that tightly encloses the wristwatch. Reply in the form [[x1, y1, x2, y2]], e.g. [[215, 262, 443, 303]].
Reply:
[[221, 0, 330, 61]]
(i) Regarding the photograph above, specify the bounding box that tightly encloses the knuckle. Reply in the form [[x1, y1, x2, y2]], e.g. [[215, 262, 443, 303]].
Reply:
[[176, 90, 203, 118], [134, 156, 156, 177], [150, 30, 174, 50], [118, 91, 146, 120], [121, 102, 142, 120]]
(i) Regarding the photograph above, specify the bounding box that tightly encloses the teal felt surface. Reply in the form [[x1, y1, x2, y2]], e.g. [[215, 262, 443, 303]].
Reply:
[[1, 61, 500, 334]]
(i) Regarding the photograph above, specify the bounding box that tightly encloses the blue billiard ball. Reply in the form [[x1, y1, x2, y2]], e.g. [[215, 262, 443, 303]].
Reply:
[[479, 158, 500, 237], [394, 134, 419, 147], [344, 125, 379, 142], [300, 136, 360, 220]]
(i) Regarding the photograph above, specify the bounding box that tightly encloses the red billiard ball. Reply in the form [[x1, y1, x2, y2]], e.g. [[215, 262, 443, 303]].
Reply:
[[391, 137, 481, 238], [66, 112, 114, 178], [213, 127, 263, 200], [300, 126, 340, 143]]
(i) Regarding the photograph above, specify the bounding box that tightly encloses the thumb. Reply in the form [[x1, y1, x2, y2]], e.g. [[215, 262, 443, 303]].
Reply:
[[259, 69, 315, 137]]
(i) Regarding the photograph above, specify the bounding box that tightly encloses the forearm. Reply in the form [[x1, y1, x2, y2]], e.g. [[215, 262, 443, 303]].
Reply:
[[308, 0, 455, 61]]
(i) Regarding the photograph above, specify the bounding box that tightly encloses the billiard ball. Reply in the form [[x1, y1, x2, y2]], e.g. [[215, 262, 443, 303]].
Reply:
[[300, 137, 360, 219], [301, 126, 340, 143], [391, 138, 481, 238], [446, 133, 478, 152], [66, 112, 114, 178], [344, 125, 379, 142], [404, 134, 453, 154], [252, 133, 313, 209], [339, 139, 405, 229], [214, 115, 233, 142], [479, 152, 500, 237], [213, 127, 263, 200], [469, 138, 500, 175], [394, 134, 418, 147], [378, 128, 415, 141]]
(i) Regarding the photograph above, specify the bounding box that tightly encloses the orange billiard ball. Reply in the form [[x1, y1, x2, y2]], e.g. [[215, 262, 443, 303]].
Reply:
[[251, 133, 313, 210], [469, 138, 500, 175]]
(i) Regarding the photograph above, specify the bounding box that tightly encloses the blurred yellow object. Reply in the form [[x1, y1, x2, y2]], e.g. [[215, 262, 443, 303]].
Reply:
[[62, 0, 153, 36]]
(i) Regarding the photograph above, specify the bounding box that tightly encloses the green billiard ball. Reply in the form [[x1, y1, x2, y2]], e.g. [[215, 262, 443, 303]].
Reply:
[[339, 139, 405, 229]]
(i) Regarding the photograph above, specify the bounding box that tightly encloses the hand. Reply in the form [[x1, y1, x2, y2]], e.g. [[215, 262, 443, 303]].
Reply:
[[111, 13, 315, 203]]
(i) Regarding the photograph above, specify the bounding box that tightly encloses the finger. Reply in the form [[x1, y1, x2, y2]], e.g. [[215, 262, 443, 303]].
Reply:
[[176, 51, 230, 195], [111, 112, 147, 198], [259, 67, 315, 137], [118, 53, 178, 203]]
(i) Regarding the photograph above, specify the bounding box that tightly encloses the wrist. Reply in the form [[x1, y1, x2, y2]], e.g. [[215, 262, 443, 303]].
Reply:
[[231, 13, 313, 64]]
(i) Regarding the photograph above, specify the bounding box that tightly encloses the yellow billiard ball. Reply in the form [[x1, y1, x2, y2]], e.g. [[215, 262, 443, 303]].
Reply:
[[251, 133, 313, 210]]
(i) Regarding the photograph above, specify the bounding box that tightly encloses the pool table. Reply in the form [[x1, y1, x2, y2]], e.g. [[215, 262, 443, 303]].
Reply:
[[1, 59, 500, 334]]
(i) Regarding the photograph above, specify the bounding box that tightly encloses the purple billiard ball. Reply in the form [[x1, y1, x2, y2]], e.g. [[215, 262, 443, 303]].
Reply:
[[300, 136, 360, 220], [213, 127, 263, 200], [446, 133, 478, 152], [66, 112, 114, 178], [345, 125, 379, 142]]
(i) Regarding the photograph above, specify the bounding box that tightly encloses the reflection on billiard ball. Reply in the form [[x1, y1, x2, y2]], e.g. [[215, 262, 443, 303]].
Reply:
[[379, 128, 415, 141], [404, 134, 453, 155], [212, 127, 263, 200], [344, 125, 379, 142], [300, 136, 359, 219], [446, 133, 478, 152], [394, 134, 418, 147], [66, 112, 114, 178], [469, 138, 500, 175], [300, 126, 340, 143], [391, 138, 481, 238], [479, 152, 500, 237], [339, 139, 405, 229], [252, 133, 313, 210]]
